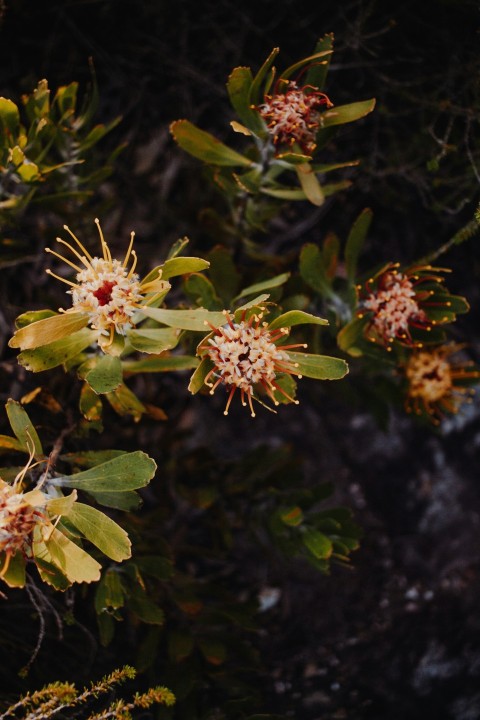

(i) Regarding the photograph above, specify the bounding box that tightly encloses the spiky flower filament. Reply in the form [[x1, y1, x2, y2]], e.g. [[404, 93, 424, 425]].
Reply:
[[45, 219, 165, 350], [257, 81, 333, 155], [199, 311, 306, 417], [357, 264, 454, 348], [405, 344, 480, 422]]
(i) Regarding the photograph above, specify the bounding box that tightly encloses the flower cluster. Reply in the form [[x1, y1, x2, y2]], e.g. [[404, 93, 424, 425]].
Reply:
[[404, 344, 480, 422], [0, 470, 49, 580], [198, 311, 306, 417], [356, 263, 466, 349], [45, 219, 168, 351], [257, 81, 333, 155]]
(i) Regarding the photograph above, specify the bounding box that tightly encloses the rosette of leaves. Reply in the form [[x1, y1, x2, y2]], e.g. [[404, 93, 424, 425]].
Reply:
[[0, 74, 122, 223], [0, 399, 156, 590], [170, 33, 375, 241]]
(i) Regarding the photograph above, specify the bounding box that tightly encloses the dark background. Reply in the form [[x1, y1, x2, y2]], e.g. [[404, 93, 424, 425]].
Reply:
[[1, 1, 480, 719]]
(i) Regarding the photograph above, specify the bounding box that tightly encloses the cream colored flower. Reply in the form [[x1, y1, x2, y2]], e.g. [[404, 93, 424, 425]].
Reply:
[[405, 344, 479, 421], [45, 219, 168, 351], [257, 81, 332, 155], [199, 311, 306, 417]]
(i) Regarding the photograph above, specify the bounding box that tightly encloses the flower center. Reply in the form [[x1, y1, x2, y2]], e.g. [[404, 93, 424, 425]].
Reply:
[[362, 272, 427, 343], [201, 313, 303, 417], [0, 488, 38, 554], [406, 352, 452, 403], [258, 82, 332, 154], [92, 280, 116, 306]]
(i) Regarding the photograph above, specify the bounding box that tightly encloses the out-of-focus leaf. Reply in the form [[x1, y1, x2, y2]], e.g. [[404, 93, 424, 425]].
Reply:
[[0, 552, 26, 588], [302, 527, 333, 559], [295, 163, 324, 206], [345, 208, 373, 281], [234, 273, 290, 301], [269, 310, 328, 330]]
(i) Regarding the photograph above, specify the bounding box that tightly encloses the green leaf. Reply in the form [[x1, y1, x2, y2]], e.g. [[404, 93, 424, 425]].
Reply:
[[234, 273, 290, 301], [183, 274, 222, 310], [86, 491, 142, 511], [299, 243, 333, 298], [207, 245, 241, 303], [305, 33, 334, 91], [170, 119, 253, 167], [5, 399, 43, 456], [336, 317, 365, 356], [79, 383, 103, 422], [287, 351, 349, 380], [320, 98, 376, 128], [268, 310, 328, 331], [128, 588, 165, 625], [280, 506, 304, 527], [43, 527, 102, 584], [0, 552, 26, 588], [249, 47, 280, 105], [127, 327, 180, 354], [188, 357, 214, 395], [17, 328, 95, 372], [105, 383, 147, 421], [95, 568, 125, 613], [64, 502, 131, 561], [15, 309, 57, 329], [160, 256, 210, 280], [295, 163, 324, 206], [345, 208, 373, 281], [54, 451, 157, 492], [168, 629, 194, 662], [280, 48, 333, 82], [302, 527, 333, 559], [0, 98, 20, 139], [86, 354, 123, 394], [227, 66, 265, 135], [9, 312, 89, 350], [141, 306, 227, 331], [198, 637, 227, 665], [0, 434, 24, 453], [122, 355, 199, 374]]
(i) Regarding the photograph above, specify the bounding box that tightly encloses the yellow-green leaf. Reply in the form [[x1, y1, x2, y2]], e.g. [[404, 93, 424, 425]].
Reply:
[[9, 311, 89, 350], [54, 451, 157, 492], [64, 502, 131, 562], [5, 399, 43, 456], [170, 119, 253, 167], [269, 310, 328, 331], [86, 354, 123, 394], [17, 328, 94, 372], [44, 527, 102, 584], [287, 351, 349, 380], [141, 306, 227, 331]]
